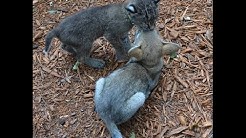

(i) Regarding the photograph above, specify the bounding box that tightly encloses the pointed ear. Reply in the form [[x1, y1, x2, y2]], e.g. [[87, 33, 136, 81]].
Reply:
[[128, 45, 143, 61], [161, 41, 181, 55]]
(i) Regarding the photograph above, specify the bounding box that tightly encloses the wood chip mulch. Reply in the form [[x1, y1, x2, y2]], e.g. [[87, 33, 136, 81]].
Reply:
[[33, 0, 213, 137]]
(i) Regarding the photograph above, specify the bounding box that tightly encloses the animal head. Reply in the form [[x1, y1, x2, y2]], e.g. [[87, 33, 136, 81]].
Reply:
[[128, 38, 180, 61], [124, 0, 160, 31]]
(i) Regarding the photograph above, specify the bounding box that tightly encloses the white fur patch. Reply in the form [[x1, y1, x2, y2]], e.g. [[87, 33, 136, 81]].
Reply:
[[127, 92, 145, 110]]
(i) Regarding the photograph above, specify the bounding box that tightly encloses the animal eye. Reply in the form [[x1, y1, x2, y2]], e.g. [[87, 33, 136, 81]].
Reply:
[[125, 4, 137, 13]]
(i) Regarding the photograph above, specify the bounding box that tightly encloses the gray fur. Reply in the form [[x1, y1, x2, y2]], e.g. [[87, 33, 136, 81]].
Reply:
[[94, 28, 180, 138], [43, 0, 160, 69]]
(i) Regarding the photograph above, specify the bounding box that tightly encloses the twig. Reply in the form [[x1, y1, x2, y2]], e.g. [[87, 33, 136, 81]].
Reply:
[[174, 75, 188, 88], [180, 6, 189, 21], [200, 34, 213, 49], [178, 54, 200, 69], [175, 25, 197, 30], [76, 67, 83, 83]]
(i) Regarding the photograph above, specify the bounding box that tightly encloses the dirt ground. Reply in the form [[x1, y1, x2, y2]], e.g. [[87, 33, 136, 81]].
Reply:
[[33, 0, 213, 137]]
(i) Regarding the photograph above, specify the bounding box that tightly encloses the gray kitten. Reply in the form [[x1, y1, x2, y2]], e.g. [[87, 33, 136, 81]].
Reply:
[[43, 0, 160, 69], [94, 28, 180, 138]]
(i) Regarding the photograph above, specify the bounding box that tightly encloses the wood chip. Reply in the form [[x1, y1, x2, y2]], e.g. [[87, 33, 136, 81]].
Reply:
[[170, 81, 177, 98], [153, 124, 162, 136], [157, 126, 169, 138], [41, 65, 62, 78], [181, 47, 193, 54], [180, 6, 189, 21], [36, 19, 40, 26], [205, 29, 213, 43], [33, 31, 43, 41], [195, 30, 207, 34], [33, 0, 213, 137], [182, 130, 195, 136], [50, 48, 59, 60], [34, 96, 42, 103], [84, 93, 93, 98], [202, 128, 212, 138], [180, 36, 189, 42], [169, 28, 179, 39], [178, 115, 187, 125], [70, 119, 77, 124], [43, 57, 50, 64], [174, 75, 188, 88], [201, 121, 212, 127], [166, 126, 188, 137], [159, 23, 165, 29]]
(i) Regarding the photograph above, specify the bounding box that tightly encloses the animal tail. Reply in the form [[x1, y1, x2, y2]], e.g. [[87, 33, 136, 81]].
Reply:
[[104, 119, 123, 138], [43, 29, 57, 55]]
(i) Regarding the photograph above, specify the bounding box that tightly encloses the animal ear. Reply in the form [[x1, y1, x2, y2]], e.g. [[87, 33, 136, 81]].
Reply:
[[128, 45, 143, 61], [161, 41, 181, 55], [154, 0, 160, 4], [125, 4, 137, 13]]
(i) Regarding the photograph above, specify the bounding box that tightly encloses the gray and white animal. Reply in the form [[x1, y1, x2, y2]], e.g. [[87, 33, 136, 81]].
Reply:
[[43, 0, 160, 69], [94, 28, 180, 138]]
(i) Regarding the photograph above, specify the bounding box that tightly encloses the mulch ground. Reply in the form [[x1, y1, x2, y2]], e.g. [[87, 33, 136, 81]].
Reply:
[[33, 0, 213, 137]]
